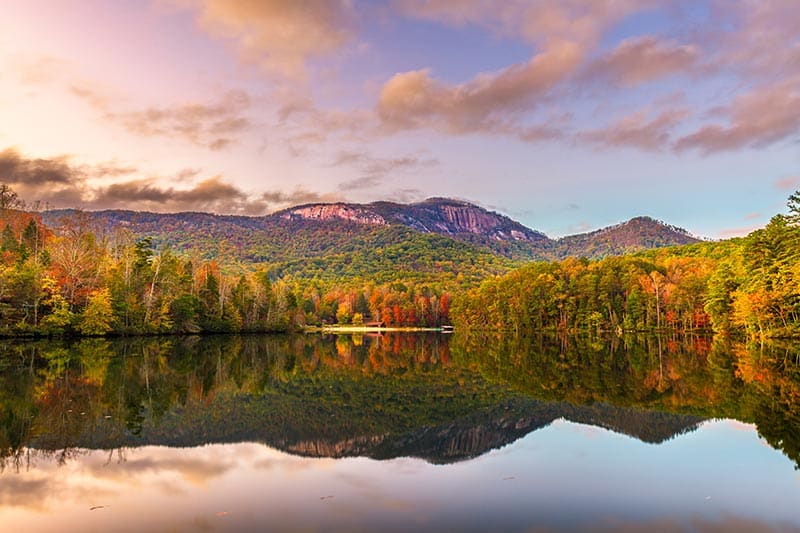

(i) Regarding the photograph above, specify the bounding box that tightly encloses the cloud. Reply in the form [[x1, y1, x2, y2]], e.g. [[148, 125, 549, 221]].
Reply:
[[582, 36, 699, 86], [0, 148, 77, 185], [84, 454, 234, 486], [275, 97, 375, 156], [775, 176, 800, 191], [11, 56, 255, 152], [0, 148, 323, 215], [378, 2, 652, 142], [717, 225, 762, 239], [12, 54, 69, 86], [0, 147, 87, 206], [339, 176, 382, 191], [333, 151, 439, 191], [579, 108, 689, 151], [394, 0, 648, 46], [114, 91, 251, 151], [174, 0, 357, 80], [665, 2, 800, 154], [387, 188, 425, 204], [377, 41, 582, 135], [675, 81, 800, 153], [85, 161, 139, 179], [69, 85, 253, 150], [92, 177, 272, 214], [0, 476, 50, 510], [260, 188, 342, 209], [708, 1, 800, 80]]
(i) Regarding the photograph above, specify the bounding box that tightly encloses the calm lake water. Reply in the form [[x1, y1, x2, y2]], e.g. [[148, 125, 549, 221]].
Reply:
[[0, 333, 799, 532]]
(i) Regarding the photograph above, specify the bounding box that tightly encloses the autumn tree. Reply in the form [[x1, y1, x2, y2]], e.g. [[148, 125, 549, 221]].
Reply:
[[78, 288, 114, 335]]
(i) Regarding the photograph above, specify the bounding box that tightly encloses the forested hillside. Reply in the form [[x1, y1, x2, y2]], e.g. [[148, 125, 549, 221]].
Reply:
[[2, 182, 789, 338], [555, 216, 699, 258], [43, 198, 697, 266], [0, 188, 464, 335], [453, 193, 800, 339]]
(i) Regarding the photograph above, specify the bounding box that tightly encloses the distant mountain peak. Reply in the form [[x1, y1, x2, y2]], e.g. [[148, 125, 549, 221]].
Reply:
[[556, 215, 699, 258], [274, 197, 548, 244], [612, 216, 692, 233]]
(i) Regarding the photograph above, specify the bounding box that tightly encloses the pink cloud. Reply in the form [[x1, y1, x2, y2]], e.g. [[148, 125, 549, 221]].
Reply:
[[582, 36, 699, 86], [69, 84, 254, 150], [717, 225, 762, 239], [675, 81, 800, 153], [377, 41, 582, 135], [175, 0, 357, 80], [709, 1, 800, 80], [774, 176, 800, 191], [579, 108, 689, 150]]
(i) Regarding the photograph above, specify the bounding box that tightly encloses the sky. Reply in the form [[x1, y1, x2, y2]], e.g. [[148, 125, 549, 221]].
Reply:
[[0, 0, 798, 238]]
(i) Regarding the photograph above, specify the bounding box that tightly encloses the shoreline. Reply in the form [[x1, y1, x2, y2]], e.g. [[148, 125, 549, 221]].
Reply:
[[304, 326, 452, 333]]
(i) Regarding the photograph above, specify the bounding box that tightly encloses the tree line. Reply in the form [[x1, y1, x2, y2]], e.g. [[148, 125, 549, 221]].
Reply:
[[5, 182, 797, 338], [452, 192, 800, 339], [0, 186, 452, 337]]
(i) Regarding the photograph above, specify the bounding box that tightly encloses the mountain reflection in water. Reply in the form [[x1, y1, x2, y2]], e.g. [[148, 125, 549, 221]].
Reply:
[[0, 333, 799, 532]]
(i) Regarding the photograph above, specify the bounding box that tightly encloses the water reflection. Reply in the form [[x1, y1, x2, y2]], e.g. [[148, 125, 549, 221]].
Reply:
[[1, 333, 800, 468], [1, 424, 798, 533], [1, 333, 800, 531]]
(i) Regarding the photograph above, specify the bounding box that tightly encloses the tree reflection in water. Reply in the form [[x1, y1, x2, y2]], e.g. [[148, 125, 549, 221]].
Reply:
[[0, 332, 798, 469]]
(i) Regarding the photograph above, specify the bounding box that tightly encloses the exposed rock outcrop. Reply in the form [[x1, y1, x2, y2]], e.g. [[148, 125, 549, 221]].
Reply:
[[280, 204, 387, 225]]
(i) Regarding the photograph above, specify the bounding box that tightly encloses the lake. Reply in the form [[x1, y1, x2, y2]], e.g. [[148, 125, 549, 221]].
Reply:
[[0, 333, 798, 532]]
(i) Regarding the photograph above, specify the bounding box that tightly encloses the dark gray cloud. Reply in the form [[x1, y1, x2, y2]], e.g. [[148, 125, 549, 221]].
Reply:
[[92, 177, 268, 214], [0, 148, 317, 215], [0, 148, 87, 207], [0, 148, 77, 185]]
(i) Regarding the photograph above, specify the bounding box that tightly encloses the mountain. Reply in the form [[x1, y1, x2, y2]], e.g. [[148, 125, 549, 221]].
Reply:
[[41, 199, 699, 282], [279, 197, 548, 243], [277, 197, 553, 259], [42, 207, 514, 284], [555, 216, 699, 258]]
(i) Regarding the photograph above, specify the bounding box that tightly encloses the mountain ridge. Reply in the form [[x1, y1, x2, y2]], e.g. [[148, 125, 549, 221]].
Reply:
[[276, 197, 550, 245], [41, 198, 700, 277]]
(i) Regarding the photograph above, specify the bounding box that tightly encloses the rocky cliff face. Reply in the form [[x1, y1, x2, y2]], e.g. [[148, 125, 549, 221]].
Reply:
[[274, 197, 549, 244], [405, 200, 542, 241], [283, 434, 388, 458], [279, 203, 387, 225]]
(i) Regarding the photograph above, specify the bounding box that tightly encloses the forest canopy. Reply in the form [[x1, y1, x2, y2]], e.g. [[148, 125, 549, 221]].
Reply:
[[0, 184, 797, 338]]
